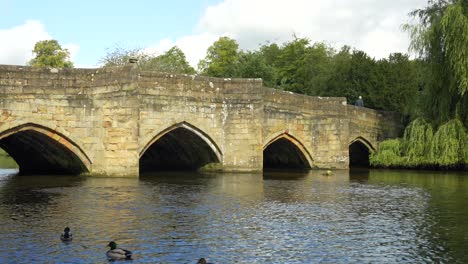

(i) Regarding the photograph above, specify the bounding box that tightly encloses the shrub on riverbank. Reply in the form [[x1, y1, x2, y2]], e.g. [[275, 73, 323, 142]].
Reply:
[[370, 118, 467, 169], [369, 139, 404, 168], [0, 149, 18, 169], [428, 119, 468, 167]]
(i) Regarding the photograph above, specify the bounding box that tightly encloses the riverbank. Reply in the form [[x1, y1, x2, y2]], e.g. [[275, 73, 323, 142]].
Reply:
[[0, 149, 17, 169]]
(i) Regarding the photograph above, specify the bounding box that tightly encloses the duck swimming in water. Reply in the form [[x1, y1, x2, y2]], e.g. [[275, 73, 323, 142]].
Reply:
[[197, 258, 214, 264], [107, 241, 133, 261], [60, 227, 73, 241]]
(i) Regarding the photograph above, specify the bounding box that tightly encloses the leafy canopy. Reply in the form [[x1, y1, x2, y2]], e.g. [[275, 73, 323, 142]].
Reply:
[[145, 46, 195, 74], [99, 45, 195, 74], [198, 36, 239, 77], [404, 0, 468, 126], [29, 40, 73, 68]]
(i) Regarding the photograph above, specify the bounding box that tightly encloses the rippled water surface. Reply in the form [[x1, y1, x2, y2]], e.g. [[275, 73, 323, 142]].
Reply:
[[0, 169, 467, 263]]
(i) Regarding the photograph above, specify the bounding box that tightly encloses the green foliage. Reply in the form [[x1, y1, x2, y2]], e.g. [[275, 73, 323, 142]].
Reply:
[[440, 1, 468, 95], [99, 45, 148, 67], [275, 37, 311, 92], [371, 118, 467, 169], [428, 119, 467, 166], [259, 42, 281, 67], [300, 42, 334, 95], [340, 50, 377, 107], [324, 46, 353, 98], [370, 139, 404, 168], [236, 50, 274, 83], [405, 0, 468, 126], [372, 53, 420, 114], [401, 118, 434, 159], [29, 40, 73, 68], [371, 1, 468, 170], [144, 46, 195, 74], [194, 36, 420, 116], [100, 45, 194, 74], [0, 149, 18, 168], [274, 38, 334, 95], [198, 36, 239, 77]]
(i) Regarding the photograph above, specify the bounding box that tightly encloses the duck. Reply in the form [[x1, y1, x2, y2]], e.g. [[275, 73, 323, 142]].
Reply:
[[106, 241, 133, 261], [322, 170, 333, 176], [197, 258, 214, 264], [60, 227, 73, 242]]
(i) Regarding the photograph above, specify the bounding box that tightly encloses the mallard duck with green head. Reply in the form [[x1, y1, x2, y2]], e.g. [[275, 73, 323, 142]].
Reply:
[[60, 227, 73, 242], [107, 241, 133, 261]]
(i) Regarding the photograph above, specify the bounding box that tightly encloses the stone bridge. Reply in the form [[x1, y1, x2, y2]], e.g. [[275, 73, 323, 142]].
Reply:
[[0, 64, 401, 177]]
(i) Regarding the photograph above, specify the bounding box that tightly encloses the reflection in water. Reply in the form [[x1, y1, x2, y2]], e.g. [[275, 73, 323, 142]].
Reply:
[[0, 169, 467, 263], [364, 169, 468, 263], [349, 167, 370, 183]]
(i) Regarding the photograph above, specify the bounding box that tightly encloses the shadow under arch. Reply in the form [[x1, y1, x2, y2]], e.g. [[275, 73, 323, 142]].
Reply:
[[349, 137, 375, 168], [0, 123, 91, 175], [140, 122, 222, 172], [263, 132, 313, 170]]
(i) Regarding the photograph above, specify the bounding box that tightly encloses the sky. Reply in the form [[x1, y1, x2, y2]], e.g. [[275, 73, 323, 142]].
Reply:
[[0, 0, 427, 68]]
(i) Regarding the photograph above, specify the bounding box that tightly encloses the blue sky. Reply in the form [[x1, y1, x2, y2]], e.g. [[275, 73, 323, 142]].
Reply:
[[0, 0, 427, 68]]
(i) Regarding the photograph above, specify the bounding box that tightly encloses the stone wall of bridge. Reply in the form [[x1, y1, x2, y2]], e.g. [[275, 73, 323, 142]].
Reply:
[[0, 64, 402, 176], [347, 105, 403, 151], [0, 65, 139, 176], [137, 71, 264, 172], [262, 89, 350, 169]]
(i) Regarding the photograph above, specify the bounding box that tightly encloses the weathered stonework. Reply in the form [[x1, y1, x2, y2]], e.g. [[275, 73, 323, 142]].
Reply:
[[0, 64, 402, 177]]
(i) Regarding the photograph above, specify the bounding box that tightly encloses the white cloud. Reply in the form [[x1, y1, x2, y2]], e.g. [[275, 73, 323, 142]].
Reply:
[[147, 0, 426, 68], [0, 20, 79, 66], [0, 20, 51, 65], [194, 0, 427, 58], [63, 43, 80, 64]]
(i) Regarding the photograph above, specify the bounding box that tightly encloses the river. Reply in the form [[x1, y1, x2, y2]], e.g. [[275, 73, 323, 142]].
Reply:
[[0, 168, 466, 263]]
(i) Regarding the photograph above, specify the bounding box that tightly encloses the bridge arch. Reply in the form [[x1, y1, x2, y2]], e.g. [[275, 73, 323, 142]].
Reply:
[[349, 136, 375, 167], [0, 123, 91, 175], [263, 132, 313, 170], [140, 121, 222, 172]]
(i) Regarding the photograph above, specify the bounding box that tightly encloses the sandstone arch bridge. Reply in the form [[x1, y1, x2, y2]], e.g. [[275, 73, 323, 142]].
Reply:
[[0, 65, 401, 177]]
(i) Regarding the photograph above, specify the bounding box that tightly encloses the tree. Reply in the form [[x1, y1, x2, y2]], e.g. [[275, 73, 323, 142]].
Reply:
[[273, 38, 334, 95], [236, 50, 274, 85], [404, 0, 468, 126], [145, 46, 195, 74], [258, 42, 282, 87], [99, 45, 195, 74], [29, 40, 73, 68], [198, 36, 239, 77], [372, 53, 419, 115], [99, 45, 149, 67], [323, 45, 353, 98], [275, 37, 311, 93], [301, 42, 334, 95], [371, 0, 468, 169], [324, 48, 378, 107]]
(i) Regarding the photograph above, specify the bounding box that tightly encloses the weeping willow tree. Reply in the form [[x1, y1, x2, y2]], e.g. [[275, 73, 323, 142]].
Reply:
[[371, 1, 468, 170], [428, 119, 468, 167], [404, 0, 468, 127], [371, 118, 467, 168], [370, 139, 404, 168], [401, 118, 433, 161]]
